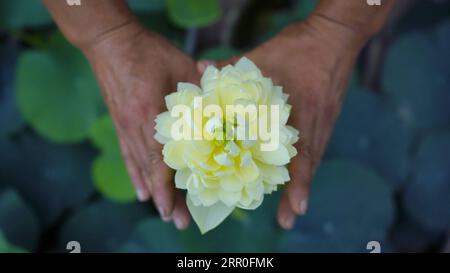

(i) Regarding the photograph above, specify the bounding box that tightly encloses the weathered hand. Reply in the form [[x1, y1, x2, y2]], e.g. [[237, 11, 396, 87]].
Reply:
[[84, 22, 200, 229], [197, 18, 365, 229]]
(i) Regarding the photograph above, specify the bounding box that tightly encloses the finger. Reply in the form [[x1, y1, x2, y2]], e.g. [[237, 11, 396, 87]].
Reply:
[[118, 137, 151, 202], [141, 121, 175, 221], [277, 190, 297, 230], [286, 102, 318, 215], [287, 147, 313, 215], [123, 133, 155, 195], [171, 191, 191, 230]]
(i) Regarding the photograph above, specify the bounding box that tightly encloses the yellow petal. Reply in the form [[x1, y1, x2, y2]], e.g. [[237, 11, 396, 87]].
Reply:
[[286, 125, 300, 144], [214, 166, 235, 177], [253, 144, 291, 166], [213, 151, 234, 166], [257, 162, 290, 185], [177, 82, 202, 93], [201, 177, 221, 189], [162, 140, 187, 170], [165, 88, 200, 111], [154, 132, 170, 144], [186, 195, 234, 234], [201, 66, 219, 92], [239, 150, 253, 167], [237, 188, 264, 210], [287, 144, 298, 158], [175, 168, 191, 189], [220, 175, 243, 192], [263, 183, 277, 194], [219, 190, 242, 207], [240, 195, 264, 210], [245, 182, 264, 201], [198, 156, 221, 172], [235, 57, 259, 74], [184, 141, 214, 165], [155, 111, 177, 139], [187, 174, 202, 194], [188, 194, 202, 206], [198, 188, 220, 206], [235, 159, 259, 183]]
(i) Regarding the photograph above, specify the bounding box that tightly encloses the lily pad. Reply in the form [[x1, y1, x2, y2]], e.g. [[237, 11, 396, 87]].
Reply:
[[90, 115, 136, 202], [0, 43, 24, 137], [118, 193, 281, 252], [390, 212, 444, 252], [198, 47, 240, 60], [59, 199, 148, 252], [0, 231, 27, 253], [403, 131, 450, 231], [0, 134, 95, 225], [0, 0, 52, 30], [0, 189, 39, 251], [166, 0, 221, 28], [327, 88, 413, 188], [382, 23, 450, 131], [92, 153, 136, 202], [261, 0, 318, 41], [181, 193, 281, 252], [129, 0, 165, 13], [279, 160, 395, 252], [90, 115, 120, 153], [16, 32, 103, 143], [118, 218, 184, 252]]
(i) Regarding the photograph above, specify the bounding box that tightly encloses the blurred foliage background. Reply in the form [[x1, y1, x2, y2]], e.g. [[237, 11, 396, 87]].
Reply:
[[0, 0, 449, 253]]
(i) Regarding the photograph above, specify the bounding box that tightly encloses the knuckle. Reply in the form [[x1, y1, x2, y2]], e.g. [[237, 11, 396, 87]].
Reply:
[[115, 114, 134, 132], [298, 140, 320, 172], [147, 148, 164, 166]]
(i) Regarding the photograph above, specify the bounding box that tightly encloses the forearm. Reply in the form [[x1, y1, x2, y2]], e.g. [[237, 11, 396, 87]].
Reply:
[[42, 0, 141, 51], [305, 0, 396, 50]]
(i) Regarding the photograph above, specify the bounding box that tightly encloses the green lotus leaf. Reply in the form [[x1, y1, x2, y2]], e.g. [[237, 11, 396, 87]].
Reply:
[[16, 32, 103, 143]]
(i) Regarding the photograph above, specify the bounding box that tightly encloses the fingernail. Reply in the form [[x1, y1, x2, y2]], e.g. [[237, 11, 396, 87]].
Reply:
[[136, 189, 149, 202], [174, 217, 187, 230], [158, 205, 171, 221], [299, 199, 308, 215], [283, 215, 295, 230]]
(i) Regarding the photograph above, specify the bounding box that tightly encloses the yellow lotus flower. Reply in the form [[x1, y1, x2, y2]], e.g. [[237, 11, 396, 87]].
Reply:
[[154, 57, 299, 233]]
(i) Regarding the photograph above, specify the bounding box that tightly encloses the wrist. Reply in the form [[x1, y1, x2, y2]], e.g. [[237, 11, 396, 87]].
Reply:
[[81, 20, 149, 65], [303, 13, 370, 54], [80, 19, 145, 55], [303, 0, 397, 52], [43, 0, 142, 52]]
